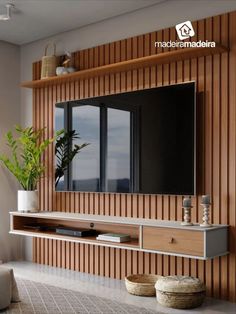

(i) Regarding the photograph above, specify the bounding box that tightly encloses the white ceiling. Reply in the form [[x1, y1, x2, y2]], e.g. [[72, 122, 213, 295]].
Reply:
[[0, 0, 164, 45]]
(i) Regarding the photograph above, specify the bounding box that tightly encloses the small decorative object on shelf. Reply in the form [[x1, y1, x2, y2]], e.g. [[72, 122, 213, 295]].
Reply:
[[181, 196, 193, 226], [56, 226, 97, 237], [96, 233, 130, 243], [202, 195, 210, 205], [41, 43, 57, 79], [56, 50, 76, 76], [56, 66, 76, 75], [200, 195, 212, 228], [56, 66, 68, 75]]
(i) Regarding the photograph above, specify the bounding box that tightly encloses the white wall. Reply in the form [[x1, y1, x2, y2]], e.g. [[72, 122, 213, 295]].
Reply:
[[20, 0, 236, 261], [0, 41, 22, 262]]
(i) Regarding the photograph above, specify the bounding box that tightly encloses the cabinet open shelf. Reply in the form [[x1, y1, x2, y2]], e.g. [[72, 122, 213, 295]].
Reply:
[[10, 211, 228, 260], [12, 228, 140, 250], [21, 44, 228, 89]]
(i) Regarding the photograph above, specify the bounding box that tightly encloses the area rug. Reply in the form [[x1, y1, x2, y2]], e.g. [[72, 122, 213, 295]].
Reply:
[[2, 278, 160, 314]]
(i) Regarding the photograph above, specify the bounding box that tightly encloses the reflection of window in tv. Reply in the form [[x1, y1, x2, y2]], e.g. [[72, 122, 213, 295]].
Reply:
[[55, 101, 137, 193]]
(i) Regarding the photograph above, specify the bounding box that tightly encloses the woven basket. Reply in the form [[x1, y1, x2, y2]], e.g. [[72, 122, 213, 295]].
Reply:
[[155, 276, 206, 309], [41, 43, 57, 79], [156, 290, 205, 309], [125, 274, 162, 296]]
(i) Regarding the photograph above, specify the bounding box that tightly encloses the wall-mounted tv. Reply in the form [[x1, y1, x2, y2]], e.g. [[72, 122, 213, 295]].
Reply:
[[55, 81, 196, 195]]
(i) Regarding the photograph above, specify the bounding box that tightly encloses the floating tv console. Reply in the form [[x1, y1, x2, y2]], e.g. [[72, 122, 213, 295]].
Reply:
[[9, 211, 228, 260]]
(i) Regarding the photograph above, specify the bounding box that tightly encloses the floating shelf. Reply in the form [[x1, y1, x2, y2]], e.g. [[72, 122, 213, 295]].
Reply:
[[10, 211, 228, 260], [21, 44, 228, 89]]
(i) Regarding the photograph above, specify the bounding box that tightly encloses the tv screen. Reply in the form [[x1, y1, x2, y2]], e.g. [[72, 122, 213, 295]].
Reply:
[[55, 81, 196, 195]]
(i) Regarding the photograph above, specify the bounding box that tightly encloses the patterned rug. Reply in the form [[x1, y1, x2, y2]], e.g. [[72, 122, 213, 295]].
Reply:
[[2, 278, 159, 314]]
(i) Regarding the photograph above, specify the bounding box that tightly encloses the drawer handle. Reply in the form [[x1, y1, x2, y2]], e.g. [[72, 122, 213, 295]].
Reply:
[[169, 237, 174, 244]]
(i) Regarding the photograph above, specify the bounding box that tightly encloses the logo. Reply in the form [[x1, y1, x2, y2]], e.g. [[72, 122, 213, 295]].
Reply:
[[175, 21, 195, 40], [154, 20, 215, 49]]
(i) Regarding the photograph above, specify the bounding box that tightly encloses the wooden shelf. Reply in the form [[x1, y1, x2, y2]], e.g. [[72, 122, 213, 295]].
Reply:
[[21, 44, 228, 89], [10, 211, 228, 260], [10, 228, 139, 250]]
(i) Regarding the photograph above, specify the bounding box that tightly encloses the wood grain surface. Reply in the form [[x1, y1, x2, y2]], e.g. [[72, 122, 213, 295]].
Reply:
[[31, 12, 236, 302]]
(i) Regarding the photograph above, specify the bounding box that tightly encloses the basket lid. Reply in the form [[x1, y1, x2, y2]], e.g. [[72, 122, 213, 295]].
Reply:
[[155, 276, 205, 293]]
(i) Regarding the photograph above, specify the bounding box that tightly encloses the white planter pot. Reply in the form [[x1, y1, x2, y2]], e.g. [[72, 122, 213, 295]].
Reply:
[[17, 190, 39, 213], [56, 66, 68, 75]]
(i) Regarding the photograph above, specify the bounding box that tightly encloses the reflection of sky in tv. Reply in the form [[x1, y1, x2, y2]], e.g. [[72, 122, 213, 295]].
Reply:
[[55, 104, 130, 180]]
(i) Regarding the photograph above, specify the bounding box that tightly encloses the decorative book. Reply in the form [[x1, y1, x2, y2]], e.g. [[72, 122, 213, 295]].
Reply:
[[96, 233, 130, 243]]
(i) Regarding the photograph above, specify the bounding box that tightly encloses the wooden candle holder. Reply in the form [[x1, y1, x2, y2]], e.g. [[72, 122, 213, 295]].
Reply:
[[200, 203, 212, 228], [181, 206, 193, 226]]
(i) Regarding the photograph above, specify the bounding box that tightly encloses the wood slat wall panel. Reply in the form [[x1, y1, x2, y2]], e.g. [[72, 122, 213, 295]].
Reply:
[[32, 12, 236, 302]]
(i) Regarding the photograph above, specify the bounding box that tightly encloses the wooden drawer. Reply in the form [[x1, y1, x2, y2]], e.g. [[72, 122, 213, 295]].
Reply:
[[142, 226, 204, 257]]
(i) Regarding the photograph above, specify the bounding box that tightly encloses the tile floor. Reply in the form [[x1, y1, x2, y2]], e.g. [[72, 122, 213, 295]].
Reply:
[[4, 261, 236, 314]]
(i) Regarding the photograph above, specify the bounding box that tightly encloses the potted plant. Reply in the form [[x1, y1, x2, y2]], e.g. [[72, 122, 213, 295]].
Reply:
[[0, 125, 54, 212]]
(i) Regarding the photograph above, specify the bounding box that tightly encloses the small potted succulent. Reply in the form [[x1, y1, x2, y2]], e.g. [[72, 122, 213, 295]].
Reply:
[[0, 125, 54, 212]]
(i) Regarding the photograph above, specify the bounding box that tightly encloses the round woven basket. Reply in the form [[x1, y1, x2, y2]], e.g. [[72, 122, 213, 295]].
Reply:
[[125, 274, 162, 296], [156, 290, 205, 309], [155, 276, 206, 309]]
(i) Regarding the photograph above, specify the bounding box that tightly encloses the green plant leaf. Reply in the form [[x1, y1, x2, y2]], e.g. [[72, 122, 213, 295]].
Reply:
[[0, 125, 55, 190], [55, 129, 89, 187]]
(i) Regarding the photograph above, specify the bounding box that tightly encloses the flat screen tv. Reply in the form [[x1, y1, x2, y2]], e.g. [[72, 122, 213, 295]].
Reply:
[[55, 81, 196, 195]]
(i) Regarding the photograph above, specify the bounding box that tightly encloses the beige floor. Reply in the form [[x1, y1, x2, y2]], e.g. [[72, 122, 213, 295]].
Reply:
[[4, 261, 236, 314]]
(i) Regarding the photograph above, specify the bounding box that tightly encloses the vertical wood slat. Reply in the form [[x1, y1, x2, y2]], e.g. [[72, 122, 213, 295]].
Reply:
[[220, 13, 229, 300], [228, 11, 236, 302], [32, 11, 236, 302]]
